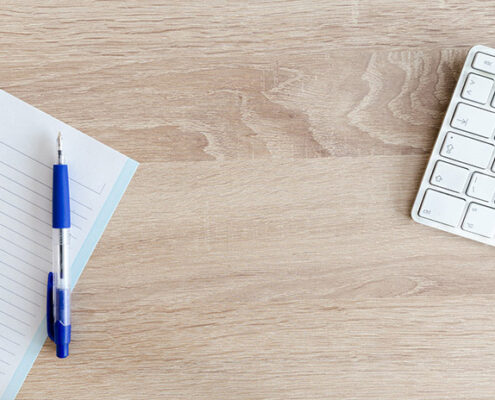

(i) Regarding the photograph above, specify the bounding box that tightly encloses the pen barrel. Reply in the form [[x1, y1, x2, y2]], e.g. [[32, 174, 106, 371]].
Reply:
[[55, 287, 71, 326], [52, 161, 71, 323], [51, 152, 71, 358], [52, 228, 71, 358], [53, 228, 70, 285], [52, 228, 70, 323]]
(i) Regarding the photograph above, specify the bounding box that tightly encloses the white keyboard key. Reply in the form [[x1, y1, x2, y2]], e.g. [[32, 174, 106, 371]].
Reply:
[[472, 52, 495, 74], [451, 103, 495, 138], [466, 173, 495, 202], [419, 189, 465, 227], [462, 203, 495, 237], [430, 161, 469, 193], [440, 132, 493, 168], [461, 73, 493, 104]]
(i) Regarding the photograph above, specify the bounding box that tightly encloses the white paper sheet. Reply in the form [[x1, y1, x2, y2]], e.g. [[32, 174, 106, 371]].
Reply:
[[0, 90, 137, 398]]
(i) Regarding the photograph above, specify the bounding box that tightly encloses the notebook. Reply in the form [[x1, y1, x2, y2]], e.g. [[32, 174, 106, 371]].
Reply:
[[0, 90, 138, 399]]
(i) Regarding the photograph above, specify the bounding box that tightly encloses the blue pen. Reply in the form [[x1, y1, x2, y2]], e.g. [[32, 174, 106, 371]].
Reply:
[[47, 132, 71, 358]]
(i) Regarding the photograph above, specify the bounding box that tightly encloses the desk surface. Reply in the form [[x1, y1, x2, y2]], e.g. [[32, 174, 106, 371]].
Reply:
[[8, 1, 495, 399]]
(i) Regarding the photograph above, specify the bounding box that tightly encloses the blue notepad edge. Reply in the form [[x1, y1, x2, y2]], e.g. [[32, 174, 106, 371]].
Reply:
[[2, 157, 139, 400]]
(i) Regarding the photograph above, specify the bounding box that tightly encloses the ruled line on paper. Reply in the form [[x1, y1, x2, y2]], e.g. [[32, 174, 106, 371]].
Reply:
[[0, 346, 15, 357], [0, 210, 50, 239], [0, 248, 49, 279], [0, 321, 25, 337], [0, 299, 35, 318], [0, 169, 93, 212], [0, 259, 45, 286], [0, 182, 85, 230], [0, 140, 105, 195], [0, 184, 50, 214], [0, 180, 90, 222], [0, 233, 51, 265], [0, 171, 50, 201], [70, 222, 81, 230], [0, 160, 49, 189], [0, 223, 50, 251], [0, 272, 43, 298], [0, 310, 29, 327], [72, 197, 92, 211], [0, 334, 19, 346], [0, 285, 40, 307], [0, 197, 82, 231], [72, 179, 105, 196], [72, 210, 88, 220], [0, 143, 96, 245], [0, 197, 51, 228], [0, 157, 94, 212]]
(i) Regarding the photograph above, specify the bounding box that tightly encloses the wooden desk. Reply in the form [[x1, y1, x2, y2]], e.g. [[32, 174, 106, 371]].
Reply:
[[6, 1, 495, 399]]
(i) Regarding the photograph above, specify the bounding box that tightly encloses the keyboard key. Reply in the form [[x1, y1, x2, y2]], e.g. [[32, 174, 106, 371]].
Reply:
[[462, 203, 495, 237], [467, 173, 495, 202], [462, 73, 493, 104], [451, 103, 495, 138], [430, 161, 469, 193], [472, 52, 495, 74], [440, 132, 493, 168], [419, 189, 465, 227]]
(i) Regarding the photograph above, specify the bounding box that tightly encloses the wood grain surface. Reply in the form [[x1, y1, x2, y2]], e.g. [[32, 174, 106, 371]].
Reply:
[[3, 1, 495, 399]]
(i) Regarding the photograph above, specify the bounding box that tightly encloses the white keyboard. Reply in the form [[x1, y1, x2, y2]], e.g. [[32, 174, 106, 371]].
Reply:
[[412, 45, 495, 246]]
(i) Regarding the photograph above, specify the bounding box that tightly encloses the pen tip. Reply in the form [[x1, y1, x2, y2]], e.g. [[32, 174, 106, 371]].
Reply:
[[57, 132, 63, 151]]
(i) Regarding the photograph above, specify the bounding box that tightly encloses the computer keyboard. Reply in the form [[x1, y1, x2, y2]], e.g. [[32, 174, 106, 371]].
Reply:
[[411, 45, 495, 245]]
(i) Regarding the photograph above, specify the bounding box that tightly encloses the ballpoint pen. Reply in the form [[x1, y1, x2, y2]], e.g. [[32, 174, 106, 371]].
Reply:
[[47, 132, 71, 358]]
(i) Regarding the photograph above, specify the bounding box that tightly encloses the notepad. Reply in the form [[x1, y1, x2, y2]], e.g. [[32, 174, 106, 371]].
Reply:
[[0, 90, 138, 399]]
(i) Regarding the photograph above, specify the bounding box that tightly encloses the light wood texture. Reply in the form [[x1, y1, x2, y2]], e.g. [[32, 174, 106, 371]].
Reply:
[[3, 1, 495, 399]]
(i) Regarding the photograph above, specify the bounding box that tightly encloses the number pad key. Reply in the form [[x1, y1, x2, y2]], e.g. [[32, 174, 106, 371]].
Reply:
[[462, 203, 495, 237], [462, 73, 493, 104]]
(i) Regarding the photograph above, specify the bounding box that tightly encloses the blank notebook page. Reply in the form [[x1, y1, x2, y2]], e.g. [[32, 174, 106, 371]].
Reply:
[[0, 90, 138, 398]]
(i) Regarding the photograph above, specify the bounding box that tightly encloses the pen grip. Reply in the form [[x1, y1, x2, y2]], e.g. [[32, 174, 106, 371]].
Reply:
[[53, 164, 71, 229]]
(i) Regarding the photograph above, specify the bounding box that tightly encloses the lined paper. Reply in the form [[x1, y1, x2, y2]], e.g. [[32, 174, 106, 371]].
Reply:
[[0, 90, 135, 397]]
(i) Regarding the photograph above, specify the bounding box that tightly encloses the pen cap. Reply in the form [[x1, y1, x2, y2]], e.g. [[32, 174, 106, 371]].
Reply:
[[52, 164, 71, 228]]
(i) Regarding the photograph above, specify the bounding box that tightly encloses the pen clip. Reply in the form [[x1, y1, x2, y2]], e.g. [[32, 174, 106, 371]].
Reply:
[[46, 272, 54, 342]]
